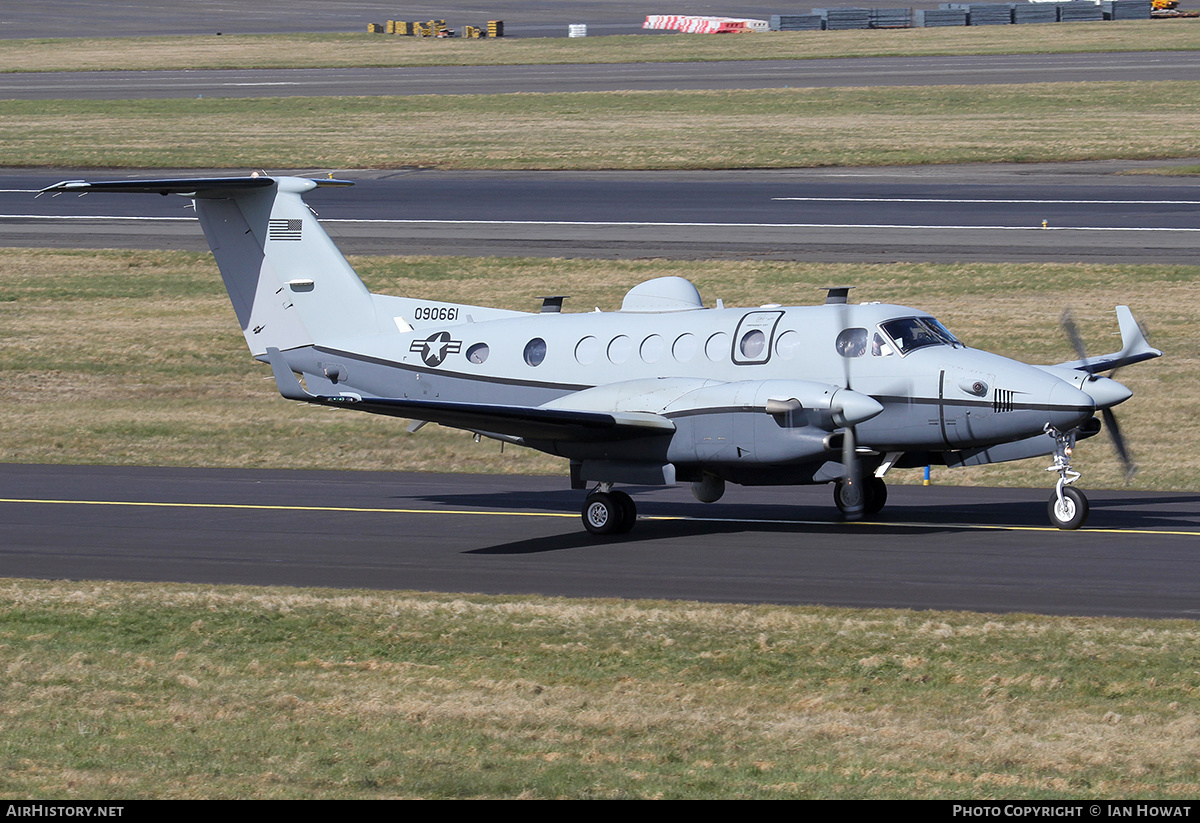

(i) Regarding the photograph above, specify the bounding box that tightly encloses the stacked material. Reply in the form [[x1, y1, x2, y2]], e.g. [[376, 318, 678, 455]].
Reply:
[[643, 15, 770, 32], [812, 8, 873, 28], [944, 3, 1015, 23], [1057, 0, 1106, 18], [770, 13, 826, 29], [1013, 3, 1060, 21], [915, 7, 970, 24], [870, 7, 914, 26], [1102, 0, 1152, 17]]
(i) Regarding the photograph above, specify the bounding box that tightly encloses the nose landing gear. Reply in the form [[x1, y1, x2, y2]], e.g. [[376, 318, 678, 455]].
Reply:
[[1045, 425, 1089, 530]]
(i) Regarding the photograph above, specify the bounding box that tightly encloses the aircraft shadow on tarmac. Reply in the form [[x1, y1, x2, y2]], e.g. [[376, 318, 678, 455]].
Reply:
[[463, 516, 856, 555], [413, 488, 1200, 555]]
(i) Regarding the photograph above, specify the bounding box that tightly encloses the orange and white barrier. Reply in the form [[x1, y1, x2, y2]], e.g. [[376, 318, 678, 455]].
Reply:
[[643, 15, 769, 32]]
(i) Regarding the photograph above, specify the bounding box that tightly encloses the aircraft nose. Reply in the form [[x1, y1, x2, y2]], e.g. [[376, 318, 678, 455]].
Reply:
[[831, 388, 884, 427], [1081, 374, 1133, 410], [1047, 380, 1095, 429]]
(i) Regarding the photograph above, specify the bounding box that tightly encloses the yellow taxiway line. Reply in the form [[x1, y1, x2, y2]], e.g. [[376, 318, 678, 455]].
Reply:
[[1, 497, 1197, 537]]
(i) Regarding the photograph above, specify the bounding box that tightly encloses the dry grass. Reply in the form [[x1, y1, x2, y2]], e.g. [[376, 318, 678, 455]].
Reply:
[[0, 250, 1192, 490], [3, 82, 1198, 170], [4, 21, 1200, 73], [2, 578, 1199, 799]]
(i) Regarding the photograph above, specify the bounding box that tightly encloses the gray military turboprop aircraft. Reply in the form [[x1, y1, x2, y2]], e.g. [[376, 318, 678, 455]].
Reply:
[[42, 174, 1162, 534]]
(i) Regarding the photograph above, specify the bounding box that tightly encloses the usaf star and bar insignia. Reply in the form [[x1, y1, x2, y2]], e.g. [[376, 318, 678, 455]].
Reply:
[[410, 331, 463, 367]]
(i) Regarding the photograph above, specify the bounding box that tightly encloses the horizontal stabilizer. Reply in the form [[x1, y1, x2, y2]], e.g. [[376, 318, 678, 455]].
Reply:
[[40, 176, 353, 198]]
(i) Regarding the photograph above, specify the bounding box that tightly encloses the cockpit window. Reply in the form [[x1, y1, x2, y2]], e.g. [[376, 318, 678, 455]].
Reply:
[[878, 317, 960, 355], [923, 316, 962, 347]]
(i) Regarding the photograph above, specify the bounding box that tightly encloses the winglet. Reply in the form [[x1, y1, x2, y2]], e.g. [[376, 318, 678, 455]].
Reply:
[[1054, 307, 1162, 374], [265, 347, 313, 400], [1115, 306, 1163, 367]]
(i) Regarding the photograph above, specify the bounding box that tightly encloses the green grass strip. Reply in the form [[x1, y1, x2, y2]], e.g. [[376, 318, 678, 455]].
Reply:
[[3, 81, 1200, 169], [2, 579, 1199, 799]]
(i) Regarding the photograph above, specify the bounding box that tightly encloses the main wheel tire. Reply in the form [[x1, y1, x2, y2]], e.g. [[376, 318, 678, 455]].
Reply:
[[1047, 486, 1089, 530], [833, 478, 865, 518], [582, 492, 624, 535], [610, 490, 637, 534], [865, 476, 887, 516]]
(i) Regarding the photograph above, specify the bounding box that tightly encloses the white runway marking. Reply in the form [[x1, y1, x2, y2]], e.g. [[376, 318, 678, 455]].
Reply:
[[5, 215, 1198, 232], [321, 219, 1200, 233], [2, 214, 194, 221], [772, 196, 1200, 205]]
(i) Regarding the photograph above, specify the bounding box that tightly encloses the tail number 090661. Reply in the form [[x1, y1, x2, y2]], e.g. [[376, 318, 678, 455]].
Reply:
[[414, 306, 458, 322]]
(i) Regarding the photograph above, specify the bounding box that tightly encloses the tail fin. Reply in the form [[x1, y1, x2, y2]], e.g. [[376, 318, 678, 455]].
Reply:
[[42, 175, 378, 356]]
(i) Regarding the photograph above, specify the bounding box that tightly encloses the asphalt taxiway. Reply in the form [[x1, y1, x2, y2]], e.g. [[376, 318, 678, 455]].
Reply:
[[7, 164, 1199, 264], [5, 53, 1198, 100], [3, 464, 1198, 618]]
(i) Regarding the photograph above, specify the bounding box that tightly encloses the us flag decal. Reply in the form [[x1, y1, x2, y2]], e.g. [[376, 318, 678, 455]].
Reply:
[[268, 218, 302, 241]]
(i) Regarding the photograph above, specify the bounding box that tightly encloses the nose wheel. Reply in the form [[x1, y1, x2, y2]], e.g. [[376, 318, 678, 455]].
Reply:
[[1045, 425, 1089, 530], [1048, 485, 1089, 530], [582, 486, 637, 535]]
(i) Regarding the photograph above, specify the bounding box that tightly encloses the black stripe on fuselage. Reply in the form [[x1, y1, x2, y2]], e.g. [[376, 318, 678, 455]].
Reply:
[[307, 348, 1092, 415], [311, 345, 593, 392]]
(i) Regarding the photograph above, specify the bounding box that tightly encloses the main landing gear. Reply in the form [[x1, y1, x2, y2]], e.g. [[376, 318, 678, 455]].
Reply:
[[582, 484, 637, 535], [833, 476, 888, 518], [1045, 424, 1089, 530]]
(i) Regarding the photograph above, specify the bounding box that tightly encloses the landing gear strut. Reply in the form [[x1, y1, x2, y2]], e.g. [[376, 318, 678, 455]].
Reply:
[[582, 484, 637, 535], [1045, 424, 1089, 530]]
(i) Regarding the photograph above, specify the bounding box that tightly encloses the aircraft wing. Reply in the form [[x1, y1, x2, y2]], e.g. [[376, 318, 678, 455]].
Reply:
[[266, 349, 673, 443]]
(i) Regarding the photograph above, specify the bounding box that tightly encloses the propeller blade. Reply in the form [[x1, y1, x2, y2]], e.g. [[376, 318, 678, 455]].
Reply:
[[840, 424, 864, 521], [1061, 308, 1089, 366], [1101, 408, 1137, 483], [836, 296, 862, 517], [1062, 309, 1141, 484]]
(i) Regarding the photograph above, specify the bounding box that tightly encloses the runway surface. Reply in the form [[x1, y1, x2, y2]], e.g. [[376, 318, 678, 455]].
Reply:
[[6, 53, 1197, 99], [7, 164, 1199, 263], [2, 464, 1198, 619]]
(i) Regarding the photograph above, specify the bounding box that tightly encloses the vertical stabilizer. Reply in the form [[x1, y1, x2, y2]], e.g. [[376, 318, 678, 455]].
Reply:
[[194, 177, 377, 355], [41, 175, 379, 357]]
